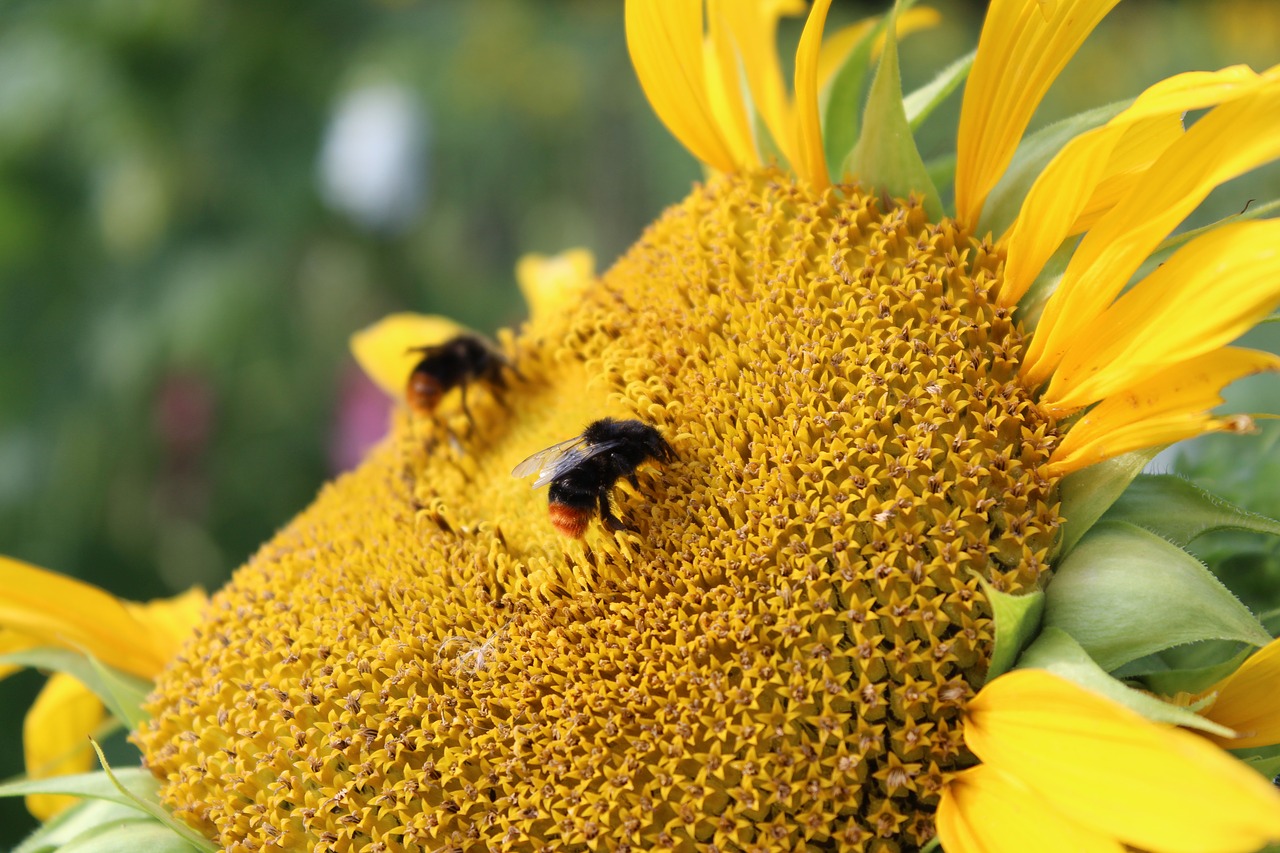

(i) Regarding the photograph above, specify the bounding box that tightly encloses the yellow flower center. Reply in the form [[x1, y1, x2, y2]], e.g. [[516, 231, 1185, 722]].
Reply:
[[139, 169, 1061, 851]]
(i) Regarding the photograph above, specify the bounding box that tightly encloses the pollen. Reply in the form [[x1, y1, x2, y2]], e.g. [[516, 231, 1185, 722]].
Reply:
[[136, 169, 1061, 851]]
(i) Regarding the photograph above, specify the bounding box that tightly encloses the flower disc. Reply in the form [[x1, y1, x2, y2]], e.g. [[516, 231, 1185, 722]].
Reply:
[[138, 170, 1061, 851]]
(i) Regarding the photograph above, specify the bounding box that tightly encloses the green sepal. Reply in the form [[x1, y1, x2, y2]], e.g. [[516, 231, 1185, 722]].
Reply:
[[822, 18, 884, 175], [1104, 474, 1280, 548], [0, 647, 152, 730], [55, 820, 200, 853], [1240, 747, 1280, 780], [975, 576, 1043, 683], [843, 0, 942, 219], [1044, 522, 1272, 671], [87, 740, 218, 852], [1010, 238, 1074, 330], [1055, 447, 1159, 558], [1138, 197, 1280, 280], [1016, 628, 1236, 738], [903, 49, 974, 130], [14, 799, 149, 853], [1139, 646, 1254, 697], [0, 768, 159, 809], [978, 99, 1129, 239]]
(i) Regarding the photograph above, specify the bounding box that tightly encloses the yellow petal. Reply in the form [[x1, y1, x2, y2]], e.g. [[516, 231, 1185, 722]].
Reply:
[[704, 3, 760, 169], [793, 0, 834, 189], [122, 587, 207, 662], [966, 669, 1280, 853], [349, 312, 468, 400], [515, 249, 597, 326], [937, 765, 1124, 853], [955, 0, 1122, 227], [23, 671, 106, 820], [1041, 221, 1280, 413], [1047, 347, 1278, 475], [1000, 66, 1264, 305], [625, 0, 738, 172], [1023, 76, 1280, 388], [0, 556, 166, 679], [1201, 638, 1280, 750], [720, 0, 802, 168]]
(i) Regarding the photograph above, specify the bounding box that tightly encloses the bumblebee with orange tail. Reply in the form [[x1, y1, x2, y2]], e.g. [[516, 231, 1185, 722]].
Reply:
[[512, 418, 675, 537], [406, 333, 513, 425]]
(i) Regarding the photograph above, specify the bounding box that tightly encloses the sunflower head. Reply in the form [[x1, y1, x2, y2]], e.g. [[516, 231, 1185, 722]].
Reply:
[[120, 2, 1280, 851]]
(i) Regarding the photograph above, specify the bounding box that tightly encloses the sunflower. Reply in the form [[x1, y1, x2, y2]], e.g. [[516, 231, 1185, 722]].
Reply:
[[4, 1, 1280, 851]]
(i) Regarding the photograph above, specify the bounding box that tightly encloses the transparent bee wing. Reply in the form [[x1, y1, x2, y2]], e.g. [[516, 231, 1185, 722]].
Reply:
[[512, 436, 622, 488]]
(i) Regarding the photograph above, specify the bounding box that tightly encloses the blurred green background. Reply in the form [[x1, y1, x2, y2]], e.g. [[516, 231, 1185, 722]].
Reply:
[[2, 0, 1279, 846]]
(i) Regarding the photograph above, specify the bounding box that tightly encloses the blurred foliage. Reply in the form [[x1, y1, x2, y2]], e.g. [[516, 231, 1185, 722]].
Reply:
[[1, 0, 1279, 845]]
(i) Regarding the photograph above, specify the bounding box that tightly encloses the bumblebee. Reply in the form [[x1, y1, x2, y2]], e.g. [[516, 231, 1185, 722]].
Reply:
[[406, 334, 512, 424], [512, 418, 675, 537]]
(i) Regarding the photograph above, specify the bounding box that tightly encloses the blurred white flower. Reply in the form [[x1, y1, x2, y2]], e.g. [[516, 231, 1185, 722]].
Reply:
[[318, 83, 428, 233]]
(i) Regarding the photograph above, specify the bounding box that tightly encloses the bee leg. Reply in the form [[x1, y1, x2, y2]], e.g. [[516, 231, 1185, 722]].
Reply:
[[599, 489, 637, 533], [459, 383, 475, 434], [490, 385, 512, 412], [627, 473, 640, 489]]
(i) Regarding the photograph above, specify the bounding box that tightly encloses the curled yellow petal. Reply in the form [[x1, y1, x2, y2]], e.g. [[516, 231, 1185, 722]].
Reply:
[[793, 0, 834, 189], [966, 669, 1280, 853], [1000, 66, 1265, 305], [349, 312, 468, 400], [938, 765, 1123, 853], [1041, 221, 1280, 414], [23, 671, 106, 820], [1200, 638, 1280, 750], [955, 0, 1122, 228], [1047, 347, 1278, 475], [1023, 77, 1280, 388], [0, 556, 166, 679], [626, 0, 737, 172], [515, 249, 596, 326]]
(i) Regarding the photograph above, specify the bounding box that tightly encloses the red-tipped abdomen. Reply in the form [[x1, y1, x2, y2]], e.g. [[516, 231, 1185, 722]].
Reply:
[[548, 502, 590, 538]]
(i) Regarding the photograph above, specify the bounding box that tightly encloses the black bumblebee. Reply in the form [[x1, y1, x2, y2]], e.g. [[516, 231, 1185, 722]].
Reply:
[[512, 418, 675, 537], [406, 334, 513, 424]]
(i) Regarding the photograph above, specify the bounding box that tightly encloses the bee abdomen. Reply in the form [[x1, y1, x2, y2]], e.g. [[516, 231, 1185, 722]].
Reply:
[[548, 502, 591, 538]]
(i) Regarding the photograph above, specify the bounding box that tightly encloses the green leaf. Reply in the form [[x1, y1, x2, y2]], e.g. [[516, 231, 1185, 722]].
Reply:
[[978, 99, 1129, 239], [1105, 474, 1280, 547], [903, 49, 974, 130], [1056, 447, 1160, 558], [976, 577, 1043, 682], [59, 820, 201, 853], [1045, 522, 1272, 670], [0, 647, 152, 729], [1140, 646, 1254, 697], [0, 768, 158, 808], [843, 0, 941, 219], [1016, 627, 1236, 737], [822, 18, 883, 175], [15, 799, 148, 853]]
